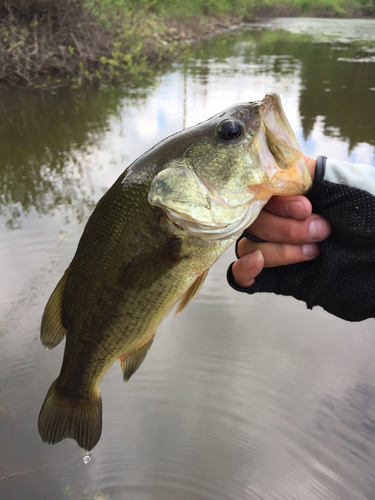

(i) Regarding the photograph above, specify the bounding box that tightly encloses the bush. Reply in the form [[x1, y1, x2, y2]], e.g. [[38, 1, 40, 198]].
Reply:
[[0, 0, 114, 86]]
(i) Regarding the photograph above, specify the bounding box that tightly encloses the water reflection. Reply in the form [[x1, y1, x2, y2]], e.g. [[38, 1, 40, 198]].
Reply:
[[0, 17, 375, 500], [193, 22, 375, 149], [1, 19, 374, 230], [0, 85, 154, 229], [0, 88, 113, 228]]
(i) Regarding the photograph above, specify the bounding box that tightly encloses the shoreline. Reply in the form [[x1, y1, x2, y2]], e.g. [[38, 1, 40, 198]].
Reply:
[[0, 10, 245, 90], [0, 6, 374, 90]]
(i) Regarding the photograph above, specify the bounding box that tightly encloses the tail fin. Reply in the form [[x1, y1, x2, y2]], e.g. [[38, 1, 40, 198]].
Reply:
[[38, 379, 102, 451]]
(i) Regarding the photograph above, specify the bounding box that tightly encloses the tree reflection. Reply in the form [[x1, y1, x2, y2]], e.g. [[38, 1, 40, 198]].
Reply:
[[1, 24, 374, 229], [195, 27, 375, 148], [0, 87, 120, 228], [0, 84, 156, 229], [298, 43, 375, 149]]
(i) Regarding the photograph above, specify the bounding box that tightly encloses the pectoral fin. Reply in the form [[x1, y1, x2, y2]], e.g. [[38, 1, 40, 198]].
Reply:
[[119, 238, 183, 291], [119, 334, 155, 382], [175, 268, 209, 316], [41, 269, 69, 349]]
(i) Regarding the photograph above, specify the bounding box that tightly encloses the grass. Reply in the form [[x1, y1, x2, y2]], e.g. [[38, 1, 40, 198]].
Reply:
[[0, 0, 373, 88], [251, 0, 374, 17]]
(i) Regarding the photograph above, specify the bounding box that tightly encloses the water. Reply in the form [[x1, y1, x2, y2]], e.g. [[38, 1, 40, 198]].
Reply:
[[1, 17, 375, 500]]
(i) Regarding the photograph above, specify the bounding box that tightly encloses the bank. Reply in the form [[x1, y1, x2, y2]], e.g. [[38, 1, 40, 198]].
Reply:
[[0, 0, 374, 89]]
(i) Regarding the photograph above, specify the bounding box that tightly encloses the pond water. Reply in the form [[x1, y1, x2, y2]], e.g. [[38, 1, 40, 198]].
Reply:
[[1, 17, 375, 500]]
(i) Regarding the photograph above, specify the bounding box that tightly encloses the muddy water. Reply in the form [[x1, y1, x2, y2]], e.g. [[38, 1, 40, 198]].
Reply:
[[1, 17, 375, 500]]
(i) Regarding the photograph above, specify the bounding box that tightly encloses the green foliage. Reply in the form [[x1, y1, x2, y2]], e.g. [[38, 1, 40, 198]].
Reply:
[[0, 0, 165, 88], [0, 0, 373, 88], [83, 0, 370, 21], [150, 0, 249, 17], [82, 0, 170, 85], [358, 0, 375, 14], [242, 0, 365, 16]]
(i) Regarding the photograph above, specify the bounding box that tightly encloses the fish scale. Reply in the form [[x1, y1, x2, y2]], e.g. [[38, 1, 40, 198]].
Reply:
[[38, 91, 311, 451]]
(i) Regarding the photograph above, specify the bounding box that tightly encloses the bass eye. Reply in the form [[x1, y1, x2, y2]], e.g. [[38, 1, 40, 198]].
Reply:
[[217, 120, 242, 142]]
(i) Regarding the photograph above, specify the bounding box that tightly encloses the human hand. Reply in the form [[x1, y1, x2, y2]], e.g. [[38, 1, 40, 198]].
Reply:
[[231, 157, 332, 288], [228, 155, 375, 321]]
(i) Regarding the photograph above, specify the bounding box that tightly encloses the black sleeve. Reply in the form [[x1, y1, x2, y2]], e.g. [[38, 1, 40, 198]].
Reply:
[[227, 156, 375, 321]]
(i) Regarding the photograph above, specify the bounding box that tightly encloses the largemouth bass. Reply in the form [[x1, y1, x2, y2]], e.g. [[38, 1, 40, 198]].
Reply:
[[38, 91, 311, 451]]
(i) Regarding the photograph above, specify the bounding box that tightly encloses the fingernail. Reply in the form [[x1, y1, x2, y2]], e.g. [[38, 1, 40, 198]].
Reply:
[[243, 250, 263, 270], [309, 218, 331, 240], [284, 200, 307, 218], [302, 243, 320, 257]]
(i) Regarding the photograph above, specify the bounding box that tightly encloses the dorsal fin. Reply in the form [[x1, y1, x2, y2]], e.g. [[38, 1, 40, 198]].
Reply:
[[119, 334, 155, 382], [175, 269, 209, 317], [41, 269, 69, 349]]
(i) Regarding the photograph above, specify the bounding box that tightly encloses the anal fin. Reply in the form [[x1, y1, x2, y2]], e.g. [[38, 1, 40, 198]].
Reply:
[[41, 269, 69, 349], [119, 334, 155, 382], [175, 268, 209, 317]]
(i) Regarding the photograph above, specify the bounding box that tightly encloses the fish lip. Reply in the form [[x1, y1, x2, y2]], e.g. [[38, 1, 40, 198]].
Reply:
[[259, 91, 283, 124], [164, 197, 267, 241], [260, 90, 279, 108], [258, 90, 298, 147], [260, 90, 282, 108]]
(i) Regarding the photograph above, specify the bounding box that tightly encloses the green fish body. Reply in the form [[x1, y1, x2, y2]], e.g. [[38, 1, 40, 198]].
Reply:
[[38, 91, 311, 451]]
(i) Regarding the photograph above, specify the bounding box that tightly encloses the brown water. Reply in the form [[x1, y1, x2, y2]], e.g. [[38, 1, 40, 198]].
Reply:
[[1, 17, 375, 500]]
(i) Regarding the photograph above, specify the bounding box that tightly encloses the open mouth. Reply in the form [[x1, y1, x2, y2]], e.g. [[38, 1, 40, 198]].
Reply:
[[260, 91, 301, 150], [254, 91, 312, 193]]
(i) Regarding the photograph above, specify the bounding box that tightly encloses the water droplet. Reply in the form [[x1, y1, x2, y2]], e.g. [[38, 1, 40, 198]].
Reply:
[[83, 453, 91, 464]]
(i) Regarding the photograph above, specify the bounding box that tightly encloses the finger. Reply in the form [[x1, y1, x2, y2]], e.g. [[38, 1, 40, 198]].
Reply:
[[264, 195, 312, 220], [237, 238, 321, 266], [231, 250, 264, 288], [244, 213, 331, 244], [304, 156, 316, 178]]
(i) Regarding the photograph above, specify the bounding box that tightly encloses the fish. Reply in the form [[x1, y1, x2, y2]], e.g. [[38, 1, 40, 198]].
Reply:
[[38, 91, 311, 451]]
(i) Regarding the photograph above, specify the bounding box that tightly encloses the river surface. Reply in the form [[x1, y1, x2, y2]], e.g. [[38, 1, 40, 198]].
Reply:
[[1, 17, 375, 500]]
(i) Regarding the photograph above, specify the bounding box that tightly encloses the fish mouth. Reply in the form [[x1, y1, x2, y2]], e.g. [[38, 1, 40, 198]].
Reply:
[[150, 165, 265, 242], [161, 197, 269, 241], [149, 91, 312, 242], [254, 90, 312, 194]]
